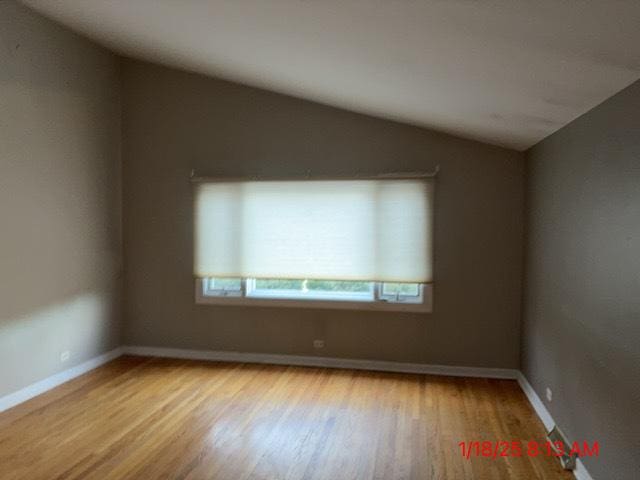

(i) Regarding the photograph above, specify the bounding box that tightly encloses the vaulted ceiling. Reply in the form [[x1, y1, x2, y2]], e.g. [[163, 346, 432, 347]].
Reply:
[[23, 0, 640, 150]]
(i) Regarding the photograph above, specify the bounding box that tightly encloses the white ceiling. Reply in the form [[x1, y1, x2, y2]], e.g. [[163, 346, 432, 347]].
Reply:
[[23, 0, 640, 150]]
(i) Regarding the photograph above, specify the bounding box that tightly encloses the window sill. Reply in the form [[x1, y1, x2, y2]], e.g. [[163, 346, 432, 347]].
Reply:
[[195, 281, 433, 313]]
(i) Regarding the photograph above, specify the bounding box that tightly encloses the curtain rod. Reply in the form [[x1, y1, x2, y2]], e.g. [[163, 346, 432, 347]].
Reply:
[[189, 165, 439, 183]]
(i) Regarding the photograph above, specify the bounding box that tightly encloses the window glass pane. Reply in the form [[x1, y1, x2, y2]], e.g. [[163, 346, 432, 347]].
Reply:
[[255, 279, 304, 290], [249, 278, 374, 301], [305, 280, 371, 292], [382, 282, 420, 296], [208, 277, 242, 290], [254, 278, 371, 293]]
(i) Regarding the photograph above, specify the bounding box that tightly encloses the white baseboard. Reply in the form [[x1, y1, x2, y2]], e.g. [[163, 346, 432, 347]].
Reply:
[[0, 347, 123, 413], [573, 460, 595, 480], [517, 372, 594, 480], [123, 345, 519, 379], [516, 372, 555, 431]]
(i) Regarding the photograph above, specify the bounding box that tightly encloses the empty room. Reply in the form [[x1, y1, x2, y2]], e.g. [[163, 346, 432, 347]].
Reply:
[[1, 1, 638, 479]]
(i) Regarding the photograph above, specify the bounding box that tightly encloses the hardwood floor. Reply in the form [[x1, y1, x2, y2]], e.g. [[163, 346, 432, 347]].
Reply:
[[0, 356, 572, 480]]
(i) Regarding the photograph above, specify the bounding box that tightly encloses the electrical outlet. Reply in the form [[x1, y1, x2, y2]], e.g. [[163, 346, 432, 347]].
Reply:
[[60, 350, 70, 363], [546, 387, 552, 402], [313, 339, 325, 349]]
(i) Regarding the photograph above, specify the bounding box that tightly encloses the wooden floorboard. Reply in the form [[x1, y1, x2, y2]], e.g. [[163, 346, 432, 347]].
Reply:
[[0, 356, 572, 479]]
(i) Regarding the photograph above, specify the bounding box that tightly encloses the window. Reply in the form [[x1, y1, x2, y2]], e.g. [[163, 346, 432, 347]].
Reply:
[[198, 277, 430, 311], [194, 177, 433, 312]]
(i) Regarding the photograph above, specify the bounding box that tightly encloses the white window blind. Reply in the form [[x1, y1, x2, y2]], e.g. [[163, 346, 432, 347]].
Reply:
[[194, 178, 433, 283]]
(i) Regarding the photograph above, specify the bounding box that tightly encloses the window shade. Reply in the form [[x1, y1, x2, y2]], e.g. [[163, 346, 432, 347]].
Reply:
[[194, 178, 433, 283]]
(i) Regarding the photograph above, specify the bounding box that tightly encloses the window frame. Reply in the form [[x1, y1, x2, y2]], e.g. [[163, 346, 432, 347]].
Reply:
[[196, 278, 432, 313]]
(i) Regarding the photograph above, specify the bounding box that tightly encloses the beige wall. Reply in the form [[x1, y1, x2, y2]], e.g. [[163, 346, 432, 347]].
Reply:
[[0, 2, 122, 397], [523, 79, 640, 480], [122, 59, 525, 368]]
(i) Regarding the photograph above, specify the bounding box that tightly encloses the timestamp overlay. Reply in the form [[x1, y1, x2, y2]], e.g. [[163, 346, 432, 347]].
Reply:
[[458, 440, 599, 460]]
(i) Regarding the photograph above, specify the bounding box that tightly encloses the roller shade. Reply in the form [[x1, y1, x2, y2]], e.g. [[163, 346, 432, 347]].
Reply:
[[194, 178, 433, 283]]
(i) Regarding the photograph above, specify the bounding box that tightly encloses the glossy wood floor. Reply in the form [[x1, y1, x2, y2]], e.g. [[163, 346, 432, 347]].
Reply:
[[0, 356, 571, 480]]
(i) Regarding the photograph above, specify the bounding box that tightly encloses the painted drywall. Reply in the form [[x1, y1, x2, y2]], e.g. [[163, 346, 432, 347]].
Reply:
[[122, 59, 525, 368], [0, 1, 122, 397], [522, 80, 640, 479]]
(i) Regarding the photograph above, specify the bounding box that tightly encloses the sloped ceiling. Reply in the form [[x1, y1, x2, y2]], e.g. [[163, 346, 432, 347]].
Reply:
[[22, 0, 640, 150]]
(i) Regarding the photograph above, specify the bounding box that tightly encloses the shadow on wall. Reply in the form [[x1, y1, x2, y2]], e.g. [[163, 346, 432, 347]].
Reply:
[[0, 80, 122, 326], [0, 289, 121, 398], [0, 1, 123, 399], [0, 0, 123, 327], [0, 248, 122, 326]]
